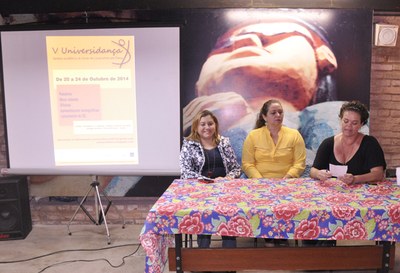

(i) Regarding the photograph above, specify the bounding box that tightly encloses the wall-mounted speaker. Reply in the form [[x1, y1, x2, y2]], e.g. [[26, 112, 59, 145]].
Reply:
[[374, 24, 399, 47], [0, 176, 32, 240]]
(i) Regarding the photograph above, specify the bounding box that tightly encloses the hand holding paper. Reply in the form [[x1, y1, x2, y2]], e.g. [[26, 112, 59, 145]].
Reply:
[[329, 164, 348, 177]]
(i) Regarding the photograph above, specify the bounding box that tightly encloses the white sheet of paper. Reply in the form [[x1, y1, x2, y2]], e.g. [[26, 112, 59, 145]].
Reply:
[[329, 164, 348, 177]]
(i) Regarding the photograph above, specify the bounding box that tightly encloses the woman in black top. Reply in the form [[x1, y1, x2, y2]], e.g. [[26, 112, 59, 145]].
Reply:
[[310, 100, 386, 184]]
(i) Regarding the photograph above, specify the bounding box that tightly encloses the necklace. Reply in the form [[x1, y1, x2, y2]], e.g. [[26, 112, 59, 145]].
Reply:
[[204, 148, 216, 178]]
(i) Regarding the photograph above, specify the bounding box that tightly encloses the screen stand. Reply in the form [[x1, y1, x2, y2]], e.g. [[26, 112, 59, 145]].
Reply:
[[66, 175, 125, 244]]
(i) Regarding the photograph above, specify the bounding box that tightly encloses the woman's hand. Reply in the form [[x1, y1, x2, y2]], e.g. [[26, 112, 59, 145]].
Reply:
[[317, 169, 332, 181], [339, 173, 355, 185], [215, 176, 225, 180]]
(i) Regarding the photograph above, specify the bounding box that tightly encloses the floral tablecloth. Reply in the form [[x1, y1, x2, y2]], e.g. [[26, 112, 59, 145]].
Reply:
[[139, 178, 400, 273]]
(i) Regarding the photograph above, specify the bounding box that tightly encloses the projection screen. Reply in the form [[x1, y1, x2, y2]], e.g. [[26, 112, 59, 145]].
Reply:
[[0, 25, 181, 175]]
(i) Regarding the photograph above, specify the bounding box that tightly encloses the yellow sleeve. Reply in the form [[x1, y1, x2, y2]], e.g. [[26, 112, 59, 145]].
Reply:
[[241, 131, 263, 178], [286, 130, 306, 178]]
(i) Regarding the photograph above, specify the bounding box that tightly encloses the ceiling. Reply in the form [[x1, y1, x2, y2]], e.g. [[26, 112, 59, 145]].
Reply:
[[0, 0, 399, 15]]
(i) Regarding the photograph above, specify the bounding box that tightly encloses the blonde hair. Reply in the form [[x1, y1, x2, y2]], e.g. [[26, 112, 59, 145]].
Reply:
[[186, 110, 220, 145]]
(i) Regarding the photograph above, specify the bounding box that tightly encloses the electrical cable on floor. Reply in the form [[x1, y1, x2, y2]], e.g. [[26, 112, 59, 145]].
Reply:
[[37, 244, 141, 273], [0, 243, 140, 263], [0, 243, 142, 273]]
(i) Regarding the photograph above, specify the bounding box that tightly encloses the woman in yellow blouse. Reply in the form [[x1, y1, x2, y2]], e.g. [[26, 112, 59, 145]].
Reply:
[[242, 99, 306, 179], [242, 99, 306, 247]]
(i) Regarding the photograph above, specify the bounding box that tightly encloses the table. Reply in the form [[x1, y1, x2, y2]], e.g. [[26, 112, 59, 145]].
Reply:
[[139, 178, 400, 273]]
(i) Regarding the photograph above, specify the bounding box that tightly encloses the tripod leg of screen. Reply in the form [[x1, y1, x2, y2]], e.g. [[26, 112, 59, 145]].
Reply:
[[94, 183, 111, 244], [66, 176, 124, 244], [67, 184, 95, 232], [98, 187, 126, 228]]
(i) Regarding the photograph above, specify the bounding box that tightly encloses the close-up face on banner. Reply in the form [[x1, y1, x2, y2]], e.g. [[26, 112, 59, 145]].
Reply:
[[181, 9, 372, 173]]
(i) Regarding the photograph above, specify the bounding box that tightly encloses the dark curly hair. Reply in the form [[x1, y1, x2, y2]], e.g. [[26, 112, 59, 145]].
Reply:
[[339, 100, 369, 125]]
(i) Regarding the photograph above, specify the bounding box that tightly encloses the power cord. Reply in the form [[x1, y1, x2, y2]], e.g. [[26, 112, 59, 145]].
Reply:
[[0, 243, 142, 273]]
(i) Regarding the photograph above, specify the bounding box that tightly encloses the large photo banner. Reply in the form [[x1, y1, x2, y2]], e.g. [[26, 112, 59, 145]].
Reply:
[[181, 8, 372, 175]]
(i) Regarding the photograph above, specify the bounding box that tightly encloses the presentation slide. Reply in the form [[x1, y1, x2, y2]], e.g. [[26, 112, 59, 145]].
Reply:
[[46, 36, 138, 166], [0, 26, 180, 175]]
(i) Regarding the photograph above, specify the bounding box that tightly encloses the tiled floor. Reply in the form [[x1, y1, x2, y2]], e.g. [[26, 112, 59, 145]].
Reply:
[[0, 224, 398, 273], [0, 224, 142, 273]]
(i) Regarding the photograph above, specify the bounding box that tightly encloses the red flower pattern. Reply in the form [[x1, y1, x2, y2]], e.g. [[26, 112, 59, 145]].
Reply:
[[218, 195, 244, 203], [216, 215, 253, 237], [141, 178, 400, 273], [216, 222, 231, 236], [273, 203, 300, 220], [173, 187, 197, 195], [331, 227, 346, 240], [325, 194, 354, 204], [361, 199, 383, 207], [270, 186, 297, 195], [178, 212, 204, 234], [344, 220, 367, 239], [140, 232, 159, 262], [388, 204, 400, 224], [368, 186, 392, 195], [215, 205, 240, 216], [332, 205, 357, 220], [251, 199, 274, 206], [294, 218, 320, 239], [158, 203, 185, 216], [223, 180, 247, 188]]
